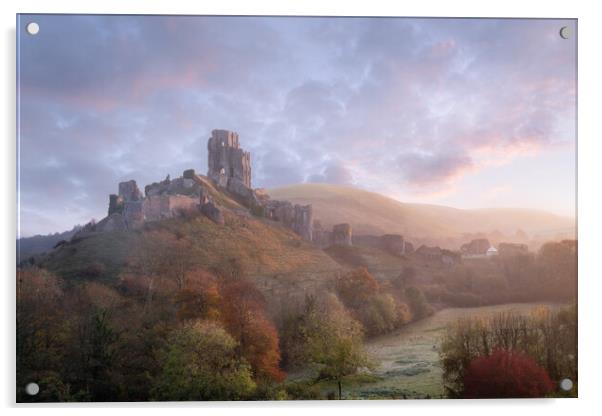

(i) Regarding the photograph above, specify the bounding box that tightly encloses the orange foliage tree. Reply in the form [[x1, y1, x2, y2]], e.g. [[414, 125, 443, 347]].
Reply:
[[220, 276, 285, 382], [174, 269, 221, 322], [335, 267, 379, 309]]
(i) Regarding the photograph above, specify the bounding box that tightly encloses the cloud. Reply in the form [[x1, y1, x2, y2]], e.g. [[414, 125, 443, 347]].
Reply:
[[17, 15, 576, 235], [396, 151, 474, 186], [308, 161, 354, 185]]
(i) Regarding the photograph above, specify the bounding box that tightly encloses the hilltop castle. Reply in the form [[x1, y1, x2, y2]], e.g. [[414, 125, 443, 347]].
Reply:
[[71, 129, 423, 259], [78, 129, 318, 243]]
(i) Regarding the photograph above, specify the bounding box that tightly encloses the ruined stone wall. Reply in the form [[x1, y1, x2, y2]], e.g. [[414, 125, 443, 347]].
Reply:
[[207, 129, 251, 188], [167, 194, 199, 215], [312, 220, 332, 248], [332, 223, 352, 246], [293, 204, 313, 242], [142, 194, 198, 222], [119, 180, 142, 201], [265, 200, 313, 242], [123, 201, 144, 229], [142, 195, 171, 222], [381, 234, 405, 256]]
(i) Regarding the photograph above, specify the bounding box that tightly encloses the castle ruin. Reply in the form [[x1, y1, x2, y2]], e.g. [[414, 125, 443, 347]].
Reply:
[[79, 129, 315, 242], [75, 129, 424, 255]]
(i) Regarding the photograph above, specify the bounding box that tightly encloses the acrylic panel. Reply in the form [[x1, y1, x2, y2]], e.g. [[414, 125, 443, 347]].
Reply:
[[16, 14, 577, 402]]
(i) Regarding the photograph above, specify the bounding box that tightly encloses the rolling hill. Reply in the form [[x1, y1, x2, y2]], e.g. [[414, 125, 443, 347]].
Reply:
[[269, 184, 575, 246]]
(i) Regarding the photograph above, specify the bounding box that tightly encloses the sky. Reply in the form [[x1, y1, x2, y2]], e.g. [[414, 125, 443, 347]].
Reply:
[[17, 15, 577, 237]]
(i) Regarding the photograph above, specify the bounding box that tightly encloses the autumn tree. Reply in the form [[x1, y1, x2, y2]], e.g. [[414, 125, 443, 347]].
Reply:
[[335, 268, 408, 336], [174, 268, 221, 322], [219, 273, 285, 382], [16, 268, 68, 401], [335, 267, 379, 309]]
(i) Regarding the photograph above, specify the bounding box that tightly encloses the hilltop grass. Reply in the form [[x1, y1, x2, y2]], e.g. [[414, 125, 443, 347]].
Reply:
[[40, 230, 140, 282], [40, 209, 342, 286]]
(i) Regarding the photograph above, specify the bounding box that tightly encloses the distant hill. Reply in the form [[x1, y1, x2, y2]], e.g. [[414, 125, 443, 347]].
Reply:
[[17, 226, 82, 262], [269, 184, 575, 248]]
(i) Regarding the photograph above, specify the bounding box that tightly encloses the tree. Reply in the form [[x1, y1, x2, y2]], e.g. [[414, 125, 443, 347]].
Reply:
[[152, 320, 255, 401], [220, 275, 285, 382], [124, 230, 199, 314], [302, 294, 372, 399], [16, 268, 68, 402], [335, 268, 379, 309], [537, 240, 577, 300], [440, 307, 577, 397], [394, 266, 416, 290], [405, 286, 434, 320], [174, 269, 221, 322], [463, 349, 554, 398], [335, 268, 407, 336]]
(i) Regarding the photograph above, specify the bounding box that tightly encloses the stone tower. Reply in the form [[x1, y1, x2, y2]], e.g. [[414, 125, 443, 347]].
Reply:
[[207, 129, 251, 189]]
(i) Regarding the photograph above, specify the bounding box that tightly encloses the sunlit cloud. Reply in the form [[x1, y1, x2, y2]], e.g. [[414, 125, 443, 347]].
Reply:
[[18, 16, 576, 235]]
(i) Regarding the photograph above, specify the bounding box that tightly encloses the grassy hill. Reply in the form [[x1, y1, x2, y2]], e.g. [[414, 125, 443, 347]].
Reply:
[[269, 184, 575, 245], [38, 210, 343, 296], [17, 226, 82, 262]]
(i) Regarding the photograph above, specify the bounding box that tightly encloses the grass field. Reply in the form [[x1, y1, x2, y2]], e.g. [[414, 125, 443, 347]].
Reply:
[[330, 302, 566, 399]]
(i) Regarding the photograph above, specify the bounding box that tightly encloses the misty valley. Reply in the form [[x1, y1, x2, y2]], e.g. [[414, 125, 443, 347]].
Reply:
[[16, 131, 577, 401]]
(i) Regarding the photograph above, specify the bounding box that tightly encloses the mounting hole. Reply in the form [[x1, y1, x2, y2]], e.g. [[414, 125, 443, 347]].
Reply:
[[560, 378, 573, 391], [26, 22, 40, 35], [25, 382, 39, 396], [559, 26, 570, 39]]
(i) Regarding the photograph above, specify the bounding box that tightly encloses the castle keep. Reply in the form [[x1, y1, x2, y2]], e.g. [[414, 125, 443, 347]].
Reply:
[[207, 129, 252, 189]]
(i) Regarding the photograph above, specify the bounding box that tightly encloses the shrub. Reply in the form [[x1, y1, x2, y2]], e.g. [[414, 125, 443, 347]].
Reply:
[[463, 349, 554, 398], [404, 286, 434, 320], [250, 204, 266, 217]]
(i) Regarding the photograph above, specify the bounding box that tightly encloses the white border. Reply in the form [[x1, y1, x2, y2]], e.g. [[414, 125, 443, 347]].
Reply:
[[2, 1, 601, 415]]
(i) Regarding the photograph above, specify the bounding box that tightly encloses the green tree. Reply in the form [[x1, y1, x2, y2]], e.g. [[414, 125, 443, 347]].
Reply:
[[152, 320, 255, 401], [302, 294, 372, 399]]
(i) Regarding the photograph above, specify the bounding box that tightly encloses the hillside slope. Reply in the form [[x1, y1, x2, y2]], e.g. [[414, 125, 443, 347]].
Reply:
[[269, 184, 575, 242], [17, 226, 81, 261], [39, 210, 343, 296]]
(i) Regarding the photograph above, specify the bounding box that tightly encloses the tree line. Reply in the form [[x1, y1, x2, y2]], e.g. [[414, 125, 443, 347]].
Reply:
[[17, 228, 436, 401]]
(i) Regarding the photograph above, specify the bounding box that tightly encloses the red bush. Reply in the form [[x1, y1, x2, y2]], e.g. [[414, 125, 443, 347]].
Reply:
[[463, 349, 554, 398]]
